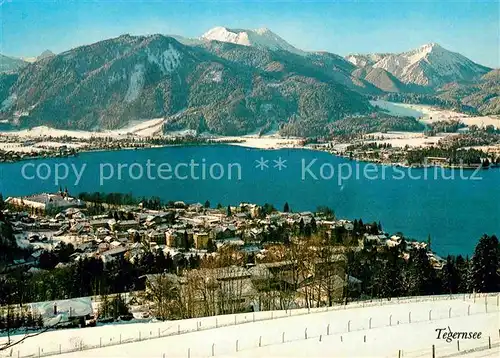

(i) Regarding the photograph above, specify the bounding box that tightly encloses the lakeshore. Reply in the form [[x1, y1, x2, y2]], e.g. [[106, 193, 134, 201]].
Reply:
[[0, 145, 499, 256], [0, 102, 499, 169]]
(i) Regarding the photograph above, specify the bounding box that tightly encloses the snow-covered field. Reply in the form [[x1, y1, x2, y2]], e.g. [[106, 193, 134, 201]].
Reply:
[[372, 100, 500, 129], [1, 293, 498, 358], [221, 135, 303, 149], [0, 118, 166, 141], [364, 131, 452, 148]]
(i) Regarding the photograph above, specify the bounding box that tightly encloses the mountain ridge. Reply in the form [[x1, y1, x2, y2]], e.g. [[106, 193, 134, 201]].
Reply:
[[0, 29, 496, 136], [346, 43, 491, 88], [0, 33, 371, 136]]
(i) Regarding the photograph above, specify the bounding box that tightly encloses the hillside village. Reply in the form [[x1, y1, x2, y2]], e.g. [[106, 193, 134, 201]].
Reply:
[[0, 190, 451, 331]]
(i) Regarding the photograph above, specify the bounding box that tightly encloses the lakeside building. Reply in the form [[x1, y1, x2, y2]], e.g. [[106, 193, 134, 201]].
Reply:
[[6, 192, 85, 211]]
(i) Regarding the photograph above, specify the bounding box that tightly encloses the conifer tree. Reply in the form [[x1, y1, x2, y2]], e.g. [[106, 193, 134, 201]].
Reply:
[[471, 235, 499, 292], [283, 202, 290, 213]]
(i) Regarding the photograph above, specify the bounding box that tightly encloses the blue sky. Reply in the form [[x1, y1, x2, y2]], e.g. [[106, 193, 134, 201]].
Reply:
[[0, 0, 498, 67]]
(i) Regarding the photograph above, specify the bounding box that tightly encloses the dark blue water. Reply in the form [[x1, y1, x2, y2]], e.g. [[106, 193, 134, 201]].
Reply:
[[1, 145, 498, 256]]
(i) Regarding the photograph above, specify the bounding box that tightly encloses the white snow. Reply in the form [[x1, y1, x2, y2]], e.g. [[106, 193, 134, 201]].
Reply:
[[370, 100, 424, 119], [201, 26, 305, 56], [1, 293, 498, 358], [124, 64, 145, 103], [370, 43, 488, 86]]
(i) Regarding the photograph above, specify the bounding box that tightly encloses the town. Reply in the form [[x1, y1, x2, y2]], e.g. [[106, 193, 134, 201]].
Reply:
[[3, 188, 496, 340]]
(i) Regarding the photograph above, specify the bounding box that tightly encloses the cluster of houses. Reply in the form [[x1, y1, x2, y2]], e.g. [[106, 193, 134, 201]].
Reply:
[[1, 192, 447, 323], [3, 191, 445, 274]]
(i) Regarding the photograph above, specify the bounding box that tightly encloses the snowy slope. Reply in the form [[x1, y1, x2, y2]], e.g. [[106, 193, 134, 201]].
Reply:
[[201, 26, 306, 55], [345, 53, 390, 68], [2, 293, 498, 358], [350, 43, 491, 87]]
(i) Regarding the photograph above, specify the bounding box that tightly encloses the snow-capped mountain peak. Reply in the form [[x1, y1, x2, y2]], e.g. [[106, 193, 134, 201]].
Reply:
[[201, 26, 305, 55], [348, 43, 491, 87]]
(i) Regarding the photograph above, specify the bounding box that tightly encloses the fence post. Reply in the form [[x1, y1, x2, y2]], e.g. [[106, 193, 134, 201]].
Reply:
[[158, 328, 161, 337], [497, 295, 499, 306], [253, 313, 255, 322], [100, 337, 102, 348], [236, 340, 239, 352], [234, 316, 237, 325], [432, 344, 435, 358], [319, 335, 322, 342], [448, 307, 452, 318], [327, 324, 330, 336], [488, 336, 491, 349], [348, 320, 351, 332], [398, 350, 401, 358], [457, 340, 460, 351], [212, 343, 215, 357], [305, 328, 308, 339], [59, 344, 62, 354], [38, 347, 40, 358], [178, 325, 180, 335], [216, 318, 218, 328], [139, 331, 141, 341], [369, 318, 372, 329], [409, 311, 411, 323], [389, 315, 392, 326], [120, 334, 122, 344], [485, 301, 488, 313], [468, 305, 471, 315], [259, 336, 262, 347], [187, 348, 190, 358], [282, 332, 285, 343], [429, 310, 432, 321]]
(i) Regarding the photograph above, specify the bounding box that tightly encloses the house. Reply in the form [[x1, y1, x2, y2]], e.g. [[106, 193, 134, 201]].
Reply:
[[90, 219, 110, 230], [100, 247, 128, 264], [145, 266, 257, 317], [30, 297, 94, 327], [6, 192, 85, 211], [115, 220, 140, 231], [147, 230, 165, 245], [212, 225, 236, 240], [193, 231, 210, 249]]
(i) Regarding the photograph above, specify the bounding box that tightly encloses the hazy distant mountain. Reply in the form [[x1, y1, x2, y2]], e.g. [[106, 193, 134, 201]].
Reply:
[[0, 34, 370, 136], [347, 43, 491, 88], [202, 26, 305, 56], [0, 54, 27, 73], [37, 50, 55, 61]]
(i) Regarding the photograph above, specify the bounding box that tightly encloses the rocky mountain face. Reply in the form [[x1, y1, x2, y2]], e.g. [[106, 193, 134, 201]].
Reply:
[[348, 43, 491, 89], [0, 28, 496, 136]]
